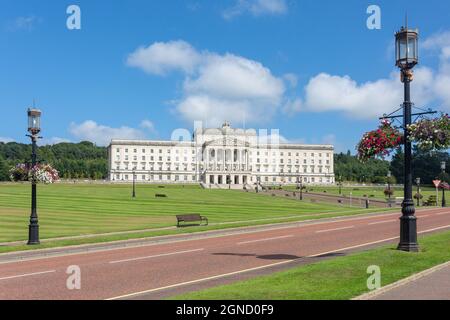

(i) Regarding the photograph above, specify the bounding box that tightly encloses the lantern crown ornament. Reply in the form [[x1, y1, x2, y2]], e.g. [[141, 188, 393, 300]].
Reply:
[[395, 20, 419, 71], [27, 108, 42, 136]]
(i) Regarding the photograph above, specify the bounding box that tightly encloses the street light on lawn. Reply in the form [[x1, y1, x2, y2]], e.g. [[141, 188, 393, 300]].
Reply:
[[415, 177, 421, 207], [297, 176, 303, 201], [441, 162, 446, 208], [387, 171, 392, 200], [395, 20, 420, 252], [132, 168, 136, 198], [27, 108, 42, 245]]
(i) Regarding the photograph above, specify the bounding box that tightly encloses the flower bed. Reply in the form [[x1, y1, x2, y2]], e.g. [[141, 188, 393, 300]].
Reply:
[[9, 163, 60, 184]]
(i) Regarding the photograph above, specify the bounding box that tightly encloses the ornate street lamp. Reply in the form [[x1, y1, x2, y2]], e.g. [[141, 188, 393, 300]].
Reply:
[[132, 168, 136, 198], [395, 21, 420, 252], [256, 175, 260, 193], [297, 176, 303, 201], [415, 177, 421, 207], [387, 171, 392, 200], [338, 175, 343, 195], [441, 162, 446, 208], [27, 108, 42, 245]]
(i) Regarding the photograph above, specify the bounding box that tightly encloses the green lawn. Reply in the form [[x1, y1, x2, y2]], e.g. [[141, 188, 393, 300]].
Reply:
[[174, 231, 450, 300], [283, 185, 437, 202], [0, 183, 393, 245]]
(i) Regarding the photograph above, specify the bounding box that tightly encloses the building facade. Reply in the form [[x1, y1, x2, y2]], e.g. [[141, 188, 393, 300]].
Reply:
[[108, 123, 335, 186]]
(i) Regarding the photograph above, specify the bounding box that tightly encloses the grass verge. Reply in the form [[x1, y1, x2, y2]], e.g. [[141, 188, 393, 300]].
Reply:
[[0, 207, 395, 254], [172, 230, 450, 300]]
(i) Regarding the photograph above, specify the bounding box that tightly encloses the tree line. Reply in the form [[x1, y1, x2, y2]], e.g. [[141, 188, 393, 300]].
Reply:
[[0, 142, 448, 184], [0, 141, 108, 180]]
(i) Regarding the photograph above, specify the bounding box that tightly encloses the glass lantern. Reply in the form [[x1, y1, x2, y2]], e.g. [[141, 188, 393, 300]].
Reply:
[[395, 27, 419, 70], [27, 108, 42, 135]]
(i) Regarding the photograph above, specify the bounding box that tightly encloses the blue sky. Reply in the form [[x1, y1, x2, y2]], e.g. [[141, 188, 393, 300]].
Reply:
[[1, 0, 450, 153]]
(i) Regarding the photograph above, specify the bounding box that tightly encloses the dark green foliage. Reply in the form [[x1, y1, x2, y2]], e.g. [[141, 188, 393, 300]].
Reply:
[[334, 151, 390, 183], [390, 147, 449, 184], [0, 156, 9, 181], [0, 141, 108, 180]]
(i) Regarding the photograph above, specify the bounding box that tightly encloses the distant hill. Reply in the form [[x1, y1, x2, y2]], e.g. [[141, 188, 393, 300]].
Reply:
[[0, 141, 108, 180]]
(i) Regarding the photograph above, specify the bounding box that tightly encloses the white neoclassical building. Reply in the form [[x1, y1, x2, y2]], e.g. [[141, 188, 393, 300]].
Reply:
[[108, 123, 335, 186]]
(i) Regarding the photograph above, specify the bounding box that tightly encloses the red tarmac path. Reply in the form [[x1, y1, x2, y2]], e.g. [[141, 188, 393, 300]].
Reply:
[[0, 207, 449, 300]]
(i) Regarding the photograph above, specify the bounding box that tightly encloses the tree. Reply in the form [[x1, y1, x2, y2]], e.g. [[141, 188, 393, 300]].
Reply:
[[0, 156, 9, 181], [390, 147, 449, 185], [0, 141, 108, 181]]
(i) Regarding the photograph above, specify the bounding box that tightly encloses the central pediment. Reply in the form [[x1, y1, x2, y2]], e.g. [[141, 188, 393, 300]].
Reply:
[[204, 137, 250, 148]]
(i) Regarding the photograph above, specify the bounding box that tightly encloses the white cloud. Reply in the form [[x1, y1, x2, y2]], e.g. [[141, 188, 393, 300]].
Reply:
[[423, 31, 450, 109], [283, 73, 298, 88], [295, 31, 450, 118], [302, 72, 403, 118], [7, 15, 41, 31], [140, 119, 156, 132], [39, 137, 72, 146], [223, 0, 287, 20], [126, 40, 201, 75], [69, 121, 149, 146], [179, 53, 285, 126], [185, 54, 284, 101], [128, 41, 288, 127], [0, 137, 14, 143], [282, 98, 303, 115]]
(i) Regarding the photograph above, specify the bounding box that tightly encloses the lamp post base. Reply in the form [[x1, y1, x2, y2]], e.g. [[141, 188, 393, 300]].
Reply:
[[397, 215, 419, 252], [27, 224, 40, 245]]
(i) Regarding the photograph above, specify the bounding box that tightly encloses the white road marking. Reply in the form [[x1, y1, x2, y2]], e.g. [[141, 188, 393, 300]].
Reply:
[[436, 212, 448, 216], [109, 248, 204, 264], [316, 226, 354, 233], [106, 222, 450, 300], [418, 225, 450, 233], [368, 219, 397, 226], [0, 208, 442, 266], [237, 235, 294, 245], [420, 215, 430, 218], [105, 235, 402, 300], [0, 270, 56, 281]]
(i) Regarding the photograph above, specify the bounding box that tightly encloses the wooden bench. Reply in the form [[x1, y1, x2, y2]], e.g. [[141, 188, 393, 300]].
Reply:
[[176, 214, 208, 228]]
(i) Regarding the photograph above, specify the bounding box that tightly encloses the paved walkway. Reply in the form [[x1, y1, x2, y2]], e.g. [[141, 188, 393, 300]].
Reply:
[[357, 261, 450, 300]]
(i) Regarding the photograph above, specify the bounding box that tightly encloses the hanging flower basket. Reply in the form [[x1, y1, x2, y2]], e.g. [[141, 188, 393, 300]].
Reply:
[[439, 182, 450, 190], [9, 163, 60, 184], [407, 114, 450, 151], [357, 120, 403, 162]]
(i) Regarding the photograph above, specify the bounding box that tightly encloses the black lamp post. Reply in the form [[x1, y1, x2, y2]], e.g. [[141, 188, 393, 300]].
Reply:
[[387, 171, 392, 200], [27, 108, 42, 245], [395, 21, 420, 252], [338, 175, 343, 195], [256, 176, 260, 193], [415, 177, 421, 207], [441, 162, 446, 208], [132, 169, 136, 198], [297, 176, 303, 201]]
